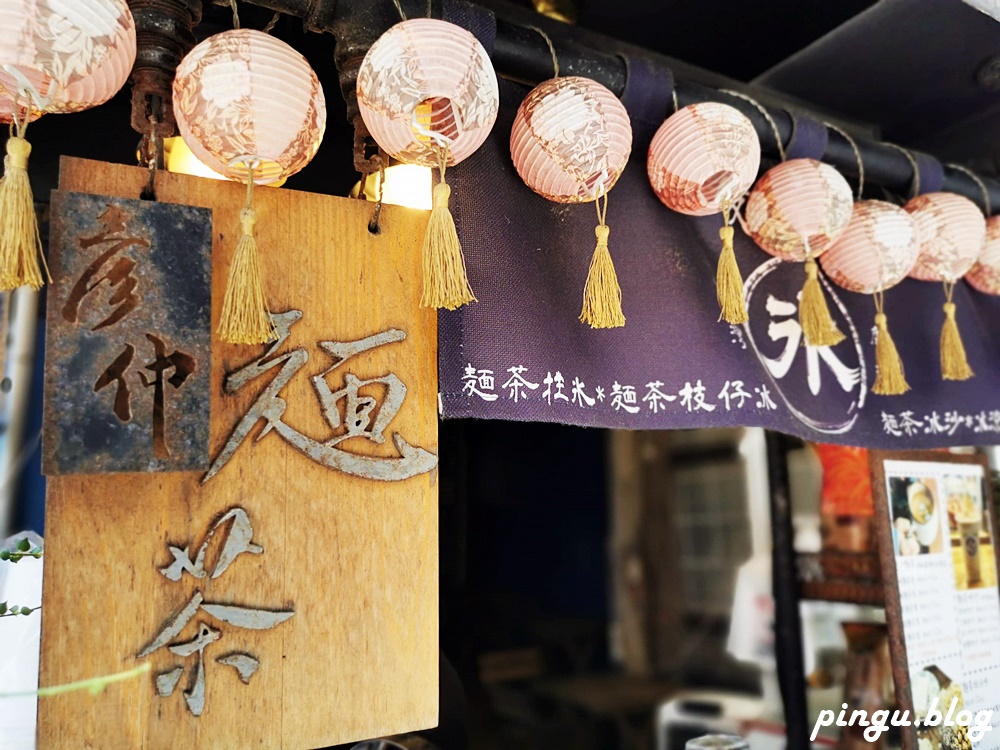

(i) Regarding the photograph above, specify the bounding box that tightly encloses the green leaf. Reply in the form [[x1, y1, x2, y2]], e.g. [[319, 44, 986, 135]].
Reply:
[[19, 607, 30, 616], [0, 549, 9, 561], [0, 602, 7, 615], [16, 538, 30, 552]]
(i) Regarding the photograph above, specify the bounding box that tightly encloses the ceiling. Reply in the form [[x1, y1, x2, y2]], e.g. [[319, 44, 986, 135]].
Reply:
[[556, 0, 1000, 175]]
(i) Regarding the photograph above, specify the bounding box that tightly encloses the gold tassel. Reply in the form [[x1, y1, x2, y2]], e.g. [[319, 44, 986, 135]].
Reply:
[[580, 193, 625, 329], [716, 225, 747, 324], [580, 224, 625, 328], [217, 171, 276, 345], [872, 293, 909, 395], [0, 108, 50, 291], [420, 147, 476, 310], [800, 257, 845, 347], [940, 285, 973, 381]]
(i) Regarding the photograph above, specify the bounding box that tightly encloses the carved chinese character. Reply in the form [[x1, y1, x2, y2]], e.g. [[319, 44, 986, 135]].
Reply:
[[138, 508, 292, 718], [62, 204, 149, 330], [92, 334, 195, 459], [204, 311, 437, 483]]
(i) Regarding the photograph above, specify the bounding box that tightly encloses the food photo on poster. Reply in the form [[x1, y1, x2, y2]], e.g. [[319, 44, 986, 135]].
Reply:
[[2, 2, 1000, 750]]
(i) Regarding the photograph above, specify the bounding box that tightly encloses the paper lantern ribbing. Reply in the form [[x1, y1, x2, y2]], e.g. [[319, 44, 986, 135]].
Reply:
[[821, 201, 920, 395], [648, 103, 761, 216], [906, 193, 986, 282], [905, 192, 986, 381], [174, 29, 327, 345], [745, 158, 854, 346], [0, 0, 136, 292], [174, 29, 326, 186], [511, 76, 633, 328], [966, 216, 1000, 295], [821, 201, 919, 294], [357, 18, 499, 311], [511, 77, 631, 204], [647, 102, 761, 324], [0, 0, 136, 122], [357, 18, 498, 168]]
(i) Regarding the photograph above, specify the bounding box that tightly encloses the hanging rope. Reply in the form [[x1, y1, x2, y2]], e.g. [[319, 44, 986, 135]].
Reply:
[[719, 89, 786, 162], [883, 143, 921, 200], [529, 25, 560, 78], [825, 123, 864, 199], [947, 162, 993, 217], [262, 11, 281, 33]]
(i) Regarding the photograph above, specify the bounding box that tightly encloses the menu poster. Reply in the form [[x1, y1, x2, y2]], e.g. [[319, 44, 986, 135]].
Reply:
[[872, 451, 1000, 750]]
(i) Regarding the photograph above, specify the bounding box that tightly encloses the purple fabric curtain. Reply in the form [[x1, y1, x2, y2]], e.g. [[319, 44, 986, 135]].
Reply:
[[438, 10, 1000, 449]]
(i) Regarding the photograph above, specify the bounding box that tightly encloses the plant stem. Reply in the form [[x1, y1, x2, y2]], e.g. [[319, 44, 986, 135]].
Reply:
[[0, 606, 40, 618], [0, 662, 151, 699]]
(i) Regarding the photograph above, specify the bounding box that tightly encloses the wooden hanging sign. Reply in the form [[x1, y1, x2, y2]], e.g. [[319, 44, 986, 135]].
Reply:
[[38, 158, 439, 750]]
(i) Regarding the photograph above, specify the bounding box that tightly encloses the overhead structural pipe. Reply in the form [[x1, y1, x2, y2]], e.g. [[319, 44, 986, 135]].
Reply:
[[138, 0, 1000, 212]]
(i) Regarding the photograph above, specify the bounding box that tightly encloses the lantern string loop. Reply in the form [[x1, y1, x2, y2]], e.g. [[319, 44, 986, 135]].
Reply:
[[411, 106, 454, 151], [229, 0, 240, 29], [528, 25, 560, 78], [719, 89, 785, 162], [3, 64, 49, 114], [595, 189, 608, 227], [826, 122, 864, 199], [947, 162, 992, 217]]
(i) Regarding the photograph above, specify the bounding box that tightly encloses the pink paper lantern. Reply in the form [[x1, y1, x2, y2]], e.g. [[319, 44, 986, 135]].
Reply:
[[510, 76, 632, 203], [647, 102, 761, 216], [905, 192, 987, 282], [821, 200, 920, 294], [357, 18, 499, 167], [0, 0, 136, 121], [173, 29, 327, 185], [966, 216, 1000, 295], [744, 158, 854, 261]]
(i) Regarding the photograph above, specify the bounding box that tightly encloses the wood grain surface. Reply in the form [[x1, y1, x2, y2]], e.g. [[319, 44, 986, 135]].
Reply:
[[38, 157, 438, 749]]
